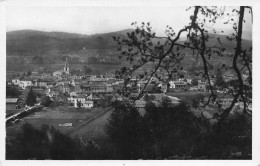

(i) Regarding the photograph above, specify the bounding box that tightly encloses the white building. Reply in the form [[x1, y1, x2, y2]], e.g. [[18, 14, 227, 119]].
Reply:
[[169, 80, 187, 91], [68, 94, 94, 108], [11, 78, 20, 86], [83, 100, 94, 108], [198, 82, 206, 92], [20, 78, 33, 89]]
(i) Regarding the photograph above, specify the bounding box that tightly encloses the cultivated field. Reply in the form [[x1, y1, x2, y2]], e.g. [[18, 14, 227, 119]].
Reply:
[[6, 106, 111, 141], [69, 110, 112, 139]]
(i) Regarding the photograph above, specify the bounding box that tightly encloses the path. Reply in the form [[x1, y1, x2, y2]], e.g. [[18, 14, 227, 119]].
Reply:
[[67, 109, 113, 139], [6, 104, 42, 122]]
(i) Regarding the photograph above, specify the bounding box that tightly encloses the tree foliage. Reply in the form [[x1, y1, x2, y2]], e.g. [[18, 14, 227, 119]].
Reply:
[[6, 123, 84, 159], [215, 69, 225, 87], [25, 87, 36, 106], [6, 85, 21, 98], [113, 6, 252, 121], [191, 78, 199, 86], [106, 100, 146, 159], [41, 96, 52, 107], [106, 99, 251, 159]]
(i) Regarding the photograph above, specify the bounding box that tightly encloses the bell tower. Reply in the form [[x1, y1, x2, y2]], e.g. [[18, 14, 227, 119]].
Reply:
[[64, 57, 70, 74]]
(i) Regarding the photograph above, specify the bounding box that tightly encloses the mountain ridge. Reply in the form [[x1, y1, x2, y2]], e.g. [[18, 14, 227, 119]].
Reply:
[[7, 29, 252, 56]]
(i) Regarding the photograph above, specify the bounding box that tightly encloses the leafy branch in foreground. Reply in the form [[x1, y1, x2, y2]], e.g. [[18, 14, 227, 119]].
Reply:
[[113, 6, 252, 122]]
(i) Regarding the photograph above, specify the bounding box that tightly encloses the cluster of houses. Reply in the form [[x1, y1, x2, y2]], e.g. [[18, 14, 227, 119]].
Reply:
[[7, 59, 252, 126], [9, 58, 241, 111], [8, 59, 125, 109]]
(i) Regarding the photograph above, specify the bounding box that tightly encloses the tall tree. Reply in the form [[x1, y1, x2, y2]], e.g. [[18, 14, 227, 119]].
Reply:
[[106, 100, 145, 159], [191, 78, 199, 86], [215, 69, 225, 87], [25, 87, 36, 106]]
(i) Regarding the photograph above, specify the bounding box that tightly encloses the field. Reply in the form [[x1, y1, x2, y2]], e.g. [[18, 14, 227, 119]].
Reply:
[[69, 110, 112, 139], [6, 106, 111, 141]]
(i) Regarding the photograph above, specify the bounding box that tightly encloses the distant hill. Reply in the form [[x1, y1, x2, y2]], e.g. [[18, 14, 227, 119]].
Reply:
[[6, 29, 251, 56], [6, 30, 89, 40], [6, 29, 130, 56]]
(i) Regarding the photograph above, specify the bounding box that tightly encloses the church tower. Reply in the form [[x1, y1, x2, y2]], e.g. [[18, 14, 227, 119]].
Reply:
[[64, 57, 70, 74]]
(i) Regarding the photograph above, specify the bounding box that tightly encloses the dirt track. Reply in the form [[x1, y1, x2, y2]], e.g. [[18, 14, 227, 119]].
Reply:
[[68, 109, 112, 139]]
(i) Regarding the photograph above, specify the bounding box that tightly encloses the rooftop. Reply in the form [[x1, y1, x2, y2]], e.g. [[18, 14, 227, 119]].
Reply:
[[6, 98, 19, 103]]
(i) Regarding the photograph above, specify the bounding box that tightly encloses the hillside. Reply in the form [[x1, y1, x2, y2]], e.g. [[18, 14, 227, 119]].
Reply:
[[7, 29, 252, 56], [6, 30, 131, 56]]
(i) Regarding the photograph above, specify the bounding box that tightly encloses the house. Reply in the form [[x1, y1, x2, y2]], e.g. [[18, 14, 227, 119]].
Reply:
[[20, 78, 33, 89], [106, 83, 114, 93], [81, 84, 91, 92], [11, 78, 20, 86], [190, 86, 199, 91], [63, 83, 73, 94], [69, 92, 77, 97], [89, 78, 107, 84], [31, 71, 39, 75], [53, 70, 63, 77], [85, 93, 93, 100], [68, 94, 94, 108], [74, 94, 86, 107], [107, 78, 117, 84], [168, 80, 188, 92], [46, 89, 57, 98], [47, 85, 62, 98], [223, 71, 236, 82], [68, 94, 85, 106], [32, 79, 38, 87], [6, 98, 21, 110], [217, 96, 234, 108], [135, 93, 180, 115], [112, 83, 124, 93], [136, 93, 180, 108], [186, 78, 192, 84], [83, 100, 94, 108], [90, 83, 106, 93], [159, 83, 168, 93], [198, 82, 206, 92], [37, 79, 48, 88], [74, 82, 82, 92]]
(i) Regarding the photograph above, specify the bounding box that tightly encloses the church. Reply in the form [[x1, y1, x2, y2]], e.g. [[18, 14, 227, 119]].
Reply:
[[53, 58, 70, 77]]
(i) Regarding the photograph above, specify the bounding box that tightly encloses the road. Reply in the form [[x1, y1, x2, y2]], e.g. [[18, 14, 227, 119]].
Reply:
[[6, 103, 42, 122], [68, 109, 112, 139]]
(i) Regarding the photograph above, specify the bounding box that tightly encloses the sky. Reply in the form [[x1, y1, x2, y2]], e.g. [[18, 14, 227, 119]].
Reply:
[[6, 6, 252, 36]]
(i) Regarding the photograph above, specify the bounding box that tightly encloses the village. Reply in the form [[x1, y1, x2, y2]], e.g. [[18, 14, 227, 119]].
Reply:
[[6, 56, 246, 125], [6, 55, 252, 160]]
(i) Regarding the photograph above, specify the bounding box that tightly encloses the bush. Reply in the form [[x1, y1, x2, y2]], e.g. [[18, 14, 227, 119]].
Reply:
[[106, 100, 146, 159], [41, 96, 52, 107], [6, 123, 84, 159], [105, 99, 252, 159], [25, 87, 36, 106]]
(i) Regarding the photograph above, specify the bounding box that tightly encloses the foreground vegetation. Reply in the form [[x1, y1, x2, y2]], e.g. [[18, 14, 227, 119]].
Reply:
[[6, 99, 251, 160]]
